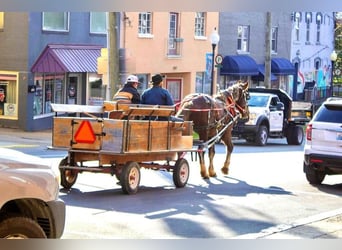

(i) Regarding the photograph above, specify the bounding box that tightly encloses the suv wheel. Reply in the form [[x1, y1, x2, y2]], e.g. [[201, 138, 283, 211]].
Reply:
[[255, 125, 268, 146], [304, 163, 326, 184]]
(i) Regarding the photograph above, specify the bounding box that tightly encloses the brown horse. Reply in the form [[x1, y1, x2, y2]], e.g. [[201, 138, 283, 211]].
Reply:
[[176, 81, 250, 179]]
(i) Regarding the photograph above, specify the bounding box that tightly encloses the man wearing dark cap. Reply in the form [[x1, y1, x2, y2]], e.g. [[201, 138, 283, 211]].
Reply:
[[141, 74, 174, 105], [113, 75, 141, 104]]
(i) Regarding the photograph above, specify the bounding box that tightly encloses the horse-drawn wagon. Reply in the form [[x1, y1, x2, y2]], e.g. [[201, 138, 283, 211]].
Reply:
[[51, 81, 250, 194], [51, 102, 194, 194]]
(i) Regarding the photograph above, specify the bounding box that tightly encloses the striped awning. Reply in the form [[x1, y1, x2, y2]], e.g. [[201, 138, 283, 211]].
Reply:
[[31, 44, 103, 73]]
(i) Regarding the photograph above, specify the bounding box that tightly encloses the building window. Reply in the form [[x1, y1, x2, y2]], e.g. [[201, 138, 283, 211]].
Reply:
[[33, 74, 65, 116], [136, 74, 148, 94], [90, 12, 107, 34], [293, 12, 301, 41], [167, 12, 181, 57], [314, 57, 321, 70], [271, 27, 278, 53], [42, 12, 69, 32], [194, 12, 206, 37], [237, 25, 250, 52], [305, 12, 312, 44], [316, 12, 322, 44], [0, 78, 17, 118], [87, 73, 106, 105], [138, 12, 152, 35], [0, 12, 4, 31], [195, 72, 208, 94]]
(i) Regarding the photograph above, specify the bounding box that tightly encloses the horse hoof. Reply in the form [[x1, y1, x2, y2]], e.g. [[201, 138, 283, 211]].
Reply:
[[202, 175, 209, 179], [209, 173, 217, 178], [221, 168, 229, 175]]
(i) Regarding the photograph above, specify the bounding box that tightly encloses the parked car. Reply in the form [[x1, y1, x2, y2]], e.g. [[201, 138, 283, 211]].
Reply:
[[0, 148, 65, 238], [303, 97, 342, 184]]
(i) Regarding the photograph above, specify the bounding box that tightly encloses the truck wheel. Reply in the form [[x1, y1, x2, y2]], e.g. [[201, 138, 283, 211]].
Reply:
[[286, 126, 304, 145], [173, 158, 190, 188], [60, 157, 78, 189], [255, 125, 268, 146], [0, 216, 46, 238], [121, 161, 140, 195], [304, 163, 325, 184]]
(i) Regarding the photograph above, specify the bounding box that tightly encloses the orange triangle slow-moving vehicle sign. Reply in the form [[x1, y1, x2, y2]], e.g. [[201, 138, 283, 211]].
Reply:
[[74, 120, 96, 144]]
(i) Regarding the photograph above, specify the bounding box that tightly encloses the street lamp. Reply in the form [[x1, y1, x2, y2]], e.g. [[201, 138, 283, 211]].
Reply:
[[330, 50, 337, 97], [210, 28, 220, 95]]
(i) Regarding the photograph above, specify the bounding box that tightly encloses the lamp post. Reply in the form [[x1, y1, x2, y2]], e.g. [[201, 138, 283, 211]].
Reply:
[[330, 50, 337, 97], [210, 28, 220, 95]]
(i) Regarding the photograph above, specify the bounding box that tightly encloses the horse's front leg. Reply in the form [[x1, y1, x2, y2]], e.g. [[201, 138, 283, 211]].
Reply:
[[208, 146, 217, 177], [198, 151, 209, 179], [221, 131, 234, 175]]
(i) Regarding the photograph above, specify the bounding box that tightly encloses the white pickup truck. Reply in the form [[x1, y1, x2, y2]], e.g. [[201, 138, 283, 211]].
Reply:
[[233, 88, 312, 146], [0, 148, 65, 238]]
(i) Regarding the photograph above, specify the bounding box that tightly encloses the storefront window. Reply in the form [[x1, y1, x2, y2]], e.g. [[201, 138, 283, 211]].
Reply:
[[88, 73, 106, 105], [33, 74, 65, 116], [0, 79, 17, 117]]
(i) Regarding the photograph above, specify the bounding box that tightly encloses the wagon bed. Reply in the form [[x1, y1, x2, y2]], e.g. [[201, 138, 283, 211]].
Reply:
[[51, 102, 195, 194]]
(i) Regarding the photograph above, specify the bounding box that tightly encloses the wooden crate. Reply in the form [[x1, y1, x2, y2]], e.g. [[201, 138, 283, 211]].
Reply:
[[53, 117, 73, 148], [53, 117, 103, 150], [101, 119, 193, 153], [102, 119, 127, 153]]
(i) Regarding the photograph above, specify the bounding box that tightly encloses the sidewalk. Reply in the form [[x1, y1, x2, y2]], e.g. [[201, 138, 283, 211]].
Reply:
[[0, 127, 52, 146], [0, 127, 341, 239], [235, 208, 342, 239]]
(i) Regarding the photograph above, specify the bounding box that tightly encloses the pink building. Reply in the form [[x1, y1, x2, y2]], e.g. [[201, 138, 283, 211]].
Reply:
[[120, 12, 219, 102]]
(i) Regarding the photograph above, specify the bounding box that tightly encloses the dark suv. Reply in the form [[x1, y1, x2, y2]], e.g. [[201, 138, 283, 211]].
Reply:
[[303, 97, 342, 184]]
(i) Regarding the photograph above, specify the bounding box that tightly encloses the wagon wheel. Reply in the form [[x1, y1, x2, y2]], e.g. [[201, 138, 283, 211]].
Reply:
[[173, 158, 190, 188], [120, 161, 141, 195], [59, 157, 78, 189]]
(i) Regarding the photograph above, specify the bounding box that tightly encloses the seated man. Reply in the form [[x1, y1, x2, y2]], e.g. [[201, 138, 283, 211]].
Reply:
[[113, 75, 141, 104], [141, 73, 183, 122]]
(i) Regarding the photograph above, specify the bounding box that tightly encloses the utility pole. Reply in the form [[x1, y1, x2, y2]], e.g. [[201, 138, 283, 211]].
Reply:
[[108, 12, 119, 100], [264, 12, 272, 89]]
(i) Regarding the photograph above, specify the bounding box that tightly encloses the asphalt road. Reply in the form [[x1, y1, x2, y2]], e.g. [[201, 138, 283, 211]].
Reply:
[[0, 128, 341, 239], [56, 139, 341, 239]]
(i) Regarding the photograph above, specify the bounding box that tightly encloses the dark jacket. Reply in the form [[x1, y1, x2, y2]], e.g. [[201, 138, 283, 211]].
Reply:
[[141, 86, 174, 105]]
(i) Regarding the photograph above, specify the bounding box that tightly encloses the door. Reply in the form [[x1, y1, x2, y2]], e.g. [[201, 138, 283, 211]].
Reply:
[[269, 97, 283, 132], [168, 13, 179, 56], [67, 75, 81, 105], [166, 79, 182, 103]]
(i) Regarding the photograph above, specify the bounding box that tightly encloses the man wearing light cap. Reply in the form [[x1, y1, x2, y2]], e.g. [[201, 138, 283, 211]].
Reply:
[[113, 75, 141, 104]]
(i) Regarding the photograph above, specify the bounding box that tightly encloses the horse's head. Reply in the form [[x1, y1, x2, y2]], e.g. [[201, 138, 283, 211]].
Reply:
[[235, 81, 250, 120], [220, 81, 249, 120]]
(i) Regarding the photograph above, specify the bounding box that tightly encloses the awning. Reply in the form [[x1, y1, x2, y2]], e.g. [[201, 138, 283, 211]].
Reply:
[[252, 64, 277, 81], [220, 55, 259, 76], [31, 44, 103, 73], [271, 57, 295, 75]]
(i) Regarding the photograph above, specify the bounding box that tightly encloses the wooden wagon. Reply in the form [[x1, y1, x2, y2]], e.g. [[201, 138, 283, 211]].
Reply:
[[51, 102, 195, 194]]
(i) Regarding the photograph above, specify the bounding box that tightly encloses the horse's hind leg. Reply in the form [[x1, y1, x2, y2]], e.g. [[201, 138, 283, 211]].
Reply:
[[198, 151, 209, 179], [208, 146, 217, 177]]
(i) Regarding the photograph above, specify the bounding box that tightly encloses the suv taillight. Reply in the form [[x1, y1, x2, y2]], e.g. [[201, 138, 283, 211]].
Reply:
[[306, 124, 312, 141]]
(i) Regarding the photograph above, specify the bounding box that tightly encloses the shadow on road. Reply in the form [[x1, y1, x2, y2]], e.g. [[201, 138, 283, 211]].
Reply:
[[59, 174, 293, 237]]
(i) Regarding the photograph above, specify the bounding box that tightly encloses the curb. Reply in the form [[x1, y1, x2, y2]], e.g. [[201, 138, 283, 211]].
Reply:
[[233, 208, 342, 239]]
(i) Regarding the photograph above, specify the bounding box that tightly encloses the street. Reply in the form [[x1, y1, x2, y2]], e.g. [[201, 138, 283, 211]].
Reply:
[[0, 129, 341, 239], [51, 139, 341, 238]]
